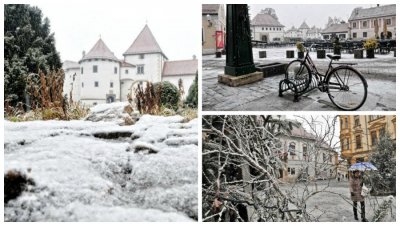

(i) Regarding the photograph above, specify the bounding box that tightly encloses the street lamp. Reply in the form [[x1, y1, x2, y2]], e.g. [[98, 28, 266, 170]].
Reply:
[[206, 14, 213, 27]]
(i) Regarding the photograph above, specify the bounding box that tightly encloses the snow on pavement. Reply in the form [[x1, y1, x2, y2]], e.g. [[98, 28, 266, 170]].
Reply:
[[4, 106, 198, 221]]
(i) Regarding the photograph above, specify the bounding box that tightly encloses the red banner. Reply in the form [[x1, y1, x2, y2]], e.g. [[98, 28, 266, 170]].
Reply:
[[216, 31, 224, 49]]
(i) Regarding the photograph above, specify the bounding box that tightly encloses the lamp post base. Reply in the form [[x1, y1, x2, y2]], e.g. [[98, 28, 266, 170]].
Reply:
[[218, 71, 263, 87]]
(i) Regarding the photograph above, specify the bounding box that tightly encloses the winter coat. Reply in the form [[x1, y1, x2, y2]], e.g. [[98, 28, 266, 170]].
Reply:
[[349, 176, 364, 202]]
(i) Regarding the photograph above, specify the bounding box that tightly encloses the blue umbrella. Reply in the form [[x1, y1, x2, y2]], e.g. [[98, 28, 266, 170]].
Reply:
[[349, 162, 378, 171]]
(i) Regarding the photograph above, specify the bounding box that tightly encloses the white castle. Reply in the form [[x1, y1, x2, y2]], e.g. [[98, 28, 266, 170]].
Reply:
[[63, 25, 197, 105]]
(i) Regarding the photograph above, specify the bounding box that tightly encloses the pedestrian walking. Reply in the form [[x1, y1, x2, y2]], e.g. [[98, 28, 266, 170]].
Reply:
[[349, 170, 367, 222]]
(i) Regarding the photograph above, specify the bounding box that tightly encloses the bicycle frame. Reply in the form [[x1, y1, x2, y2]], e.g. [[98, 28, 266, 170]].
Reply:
[[300, 51, 334, 83]]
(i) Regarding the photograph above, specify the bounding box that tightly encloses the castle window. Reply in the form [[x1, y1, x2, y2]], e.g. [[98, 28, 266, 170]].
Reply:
[[139, 54, 145, 59], [94, 81, 99, 87], [362, 21, 368, 28], [125, 69, 129, 74], [386, 19, 391, 25], [353, 22, 357, 28], [93, 65, 98, 73], [363, 32, 367, 38], [81, 67, 83, 74], [110, 82, 113, 88], [82, 82, 84, 88], [137, 65, 144, 74], [114, 67, 117, 74]]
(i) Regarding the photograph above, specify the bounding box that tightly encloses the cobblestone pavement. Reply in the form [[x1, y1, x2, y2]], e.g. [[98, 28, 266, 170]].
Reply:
[[202, 47, 396, 111], [280, 180, 396, 222]]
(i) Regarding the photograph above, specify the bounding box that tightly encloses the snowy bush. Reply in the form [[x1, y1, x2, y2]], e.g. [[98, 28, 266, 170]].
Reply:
[[185, 74, 198, 108], [154, 81, 180, 111]]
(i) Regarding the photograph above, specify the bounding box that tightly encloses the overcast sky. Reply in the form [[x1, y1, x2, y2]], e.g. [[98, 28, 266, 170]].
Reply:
[[249, 4, 374, 29], [26, 0, 200, 62], [286, 115, 341, 153]]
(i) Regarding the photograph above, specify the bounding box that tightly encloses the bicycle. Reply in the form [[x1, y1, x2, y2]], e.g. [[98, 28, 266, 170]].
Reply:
[[279, 50, 368, 111]]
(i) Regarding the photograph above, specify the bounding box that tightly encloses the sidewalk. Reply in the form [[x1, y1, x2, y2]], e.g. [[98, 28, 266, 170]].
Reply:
[[202, 47, 396, 111]]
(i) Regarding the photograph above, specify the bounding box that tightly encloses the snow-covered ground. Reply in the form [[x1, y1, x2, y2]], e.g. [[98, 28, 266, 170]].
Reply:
[[281, 180, 396, 222], [203, 46, 396, 111], [4, 103, 198, 221]]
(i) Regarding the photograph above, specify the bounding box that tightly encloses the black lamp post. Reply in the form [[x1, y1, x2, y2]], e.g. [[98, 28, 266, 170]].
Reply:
[[224, 4, 256, 76]]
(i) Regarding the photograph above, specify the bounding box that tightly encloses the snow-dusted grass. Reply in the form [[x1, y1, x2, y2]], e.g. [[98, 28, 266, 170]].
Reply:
[[4, 107, 198, 221]]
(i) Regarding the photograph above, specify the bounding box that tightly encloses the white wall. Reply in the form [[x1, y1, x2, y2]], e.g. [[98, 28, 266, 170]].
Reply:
[[124, 53, 165, 83], [63, 67, 82, 102], [162, 74, 196, 99], [80, 59, 120, 103], [252, 26, 285, 42], [120, 78, 134, 102]]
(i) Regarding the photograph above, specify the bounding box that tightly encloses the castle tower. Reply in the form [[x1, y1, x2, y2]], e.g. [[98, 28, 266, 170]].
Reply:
[[123, 25, 168, 84], [79, 38, 120, 105]]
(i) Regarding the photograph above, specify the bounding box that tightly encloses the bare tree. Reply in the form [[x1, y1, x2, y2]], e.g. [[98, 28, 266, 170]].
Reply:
[[202, 115, 379, 222], [203, 115, 312, 222]]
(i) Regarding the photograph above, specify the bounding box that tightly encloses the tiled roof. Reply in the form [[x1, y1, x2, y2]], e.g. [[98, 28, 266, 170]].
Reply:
[[252, 13, 284, 27], [123, 25, 167, 59], [119, 60, 136, 68], [299, 21, 310, 29], [288, 125, 332, 149], [63, 60, 79, 69], [80, 38, 118, 62], [162, 59, 198, 77], [321, 23, 349, 34], [202, 4, 220, 15], [307, 26, 321, 34], [287, 26, 298, 32], [349, 4, 396, 21]]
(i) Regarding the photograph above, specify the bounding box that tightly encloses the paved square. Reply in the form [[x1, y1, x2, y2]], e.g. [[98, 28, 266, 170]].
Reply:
[[202, 47, 396, 111]]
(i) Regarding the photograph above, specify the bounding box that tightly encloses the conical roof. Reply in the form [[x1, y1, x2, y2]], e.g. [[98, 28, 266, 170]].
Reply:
[[123, 25, 167, 59], [80, 38, 118, 62], [299, 21, 310, 29]]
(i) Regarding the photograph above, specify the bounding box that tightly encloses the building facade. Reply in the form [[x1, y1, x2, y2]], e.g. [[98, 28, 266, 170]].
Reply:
[[306, 26, 322, 40], [202, 4, 226, 55], [277, 125, 338, 183], [284, 23, 322, 41], [339, 115, 396, 165], [348, 4, 396, 40], [321, 22, 350, 40], [63, 25, 197, 105], [250, 8, 285, 42]]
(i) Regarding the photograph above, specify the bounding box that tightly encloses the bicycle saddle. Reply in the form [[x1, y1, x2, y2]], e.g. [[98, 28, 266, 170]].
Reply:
[[327, 54, 341, 60]]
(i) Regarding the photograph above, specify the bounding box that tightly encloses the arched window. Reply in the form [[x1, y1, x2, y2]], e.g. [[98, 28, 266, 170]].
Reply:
[[288, 142, 296, 155]]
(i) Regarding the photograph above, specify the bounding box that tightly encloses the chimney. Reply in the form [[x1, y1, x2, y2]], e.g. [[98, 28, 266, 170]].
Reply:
[[377, 4, 380, 7], [82, 51, 86, 57], [192, 55, 196, 60]]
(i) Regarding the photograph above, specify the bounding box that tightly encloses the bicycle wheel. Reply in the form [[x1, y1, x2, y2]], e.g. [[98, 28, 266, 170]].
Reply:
[[326, 66, 367, 110], [285, 60, 312, 93]]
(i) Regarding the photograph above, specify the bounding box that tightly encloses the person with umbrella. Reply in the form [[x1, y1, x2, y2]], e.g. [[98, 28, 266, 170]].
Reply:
[[348, 162, 377, 222]]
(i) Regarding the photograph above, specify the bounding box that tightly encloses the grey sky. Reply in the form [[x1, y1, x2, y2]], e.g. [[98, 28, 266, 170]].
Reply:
[[287, 115, 341, 153], [28, 0, 199, 62], [249, 4, 374, 29]]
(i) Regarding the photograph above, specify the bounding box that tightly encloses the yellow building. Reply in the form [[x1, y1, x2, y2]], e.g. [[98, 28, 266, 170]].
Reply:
[[339, 115, 396, 165], [202, 4, 225, 55]]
